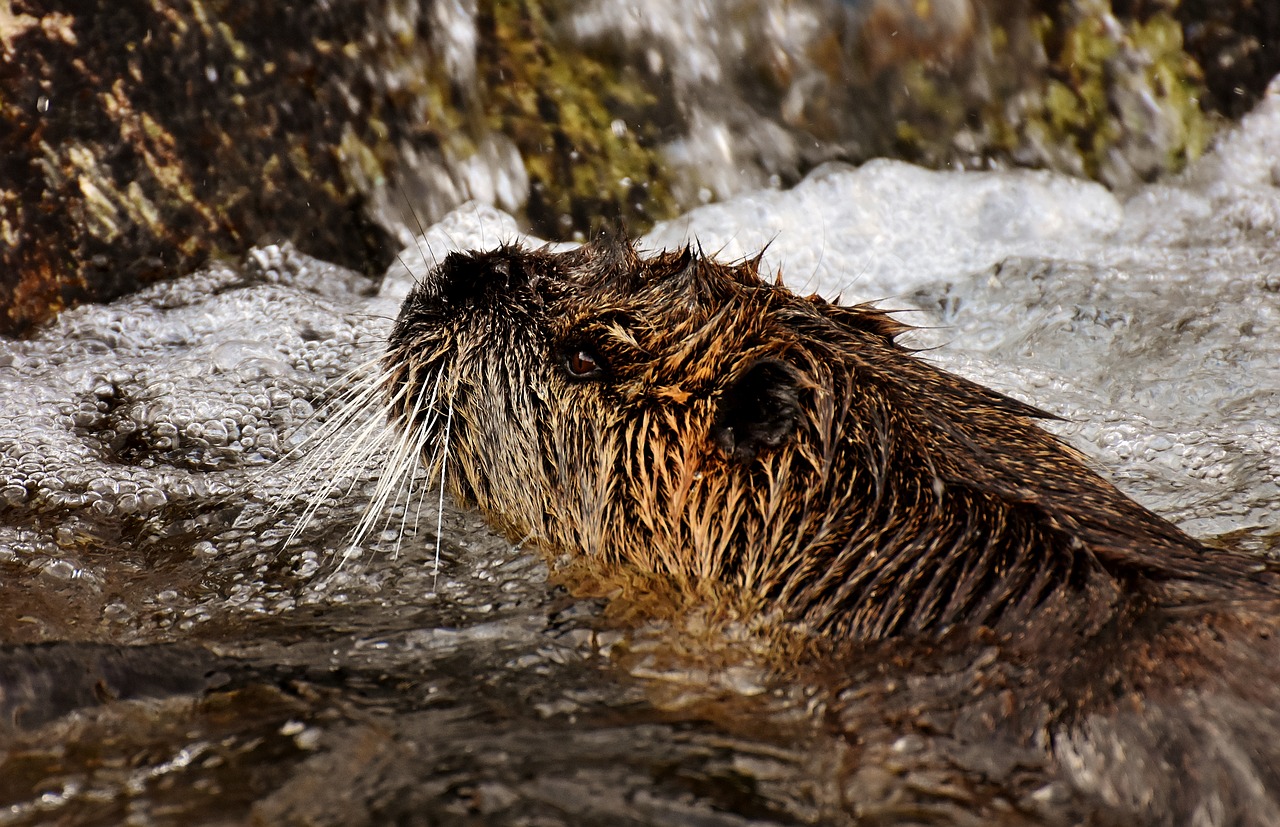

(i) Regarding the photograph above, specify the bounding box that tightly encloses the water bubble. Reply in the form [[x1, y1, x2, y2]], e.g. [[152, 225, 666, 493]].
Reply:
[[202, 421, 229, 445], [138, 487, 168, 510], [41, 559, 81, 580]]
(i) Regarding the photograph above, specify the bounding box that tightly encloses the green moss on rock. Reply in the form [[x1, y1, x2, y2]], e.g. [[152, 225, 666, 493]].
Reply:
[[883, 0, 1215, 187], [477, 0, 675, 239], [0, 0, 681, 334]]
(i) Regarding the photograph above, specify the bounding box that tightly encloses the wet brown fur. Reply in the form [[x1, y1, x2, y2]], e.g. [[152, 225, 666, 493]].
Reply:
[[384, 239, 1280, 824]]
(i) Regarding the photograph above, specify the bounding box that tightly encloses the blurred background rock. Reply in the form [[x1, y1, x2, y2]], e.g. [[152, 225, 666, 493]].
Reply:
[[2, 0, 1277, 333]]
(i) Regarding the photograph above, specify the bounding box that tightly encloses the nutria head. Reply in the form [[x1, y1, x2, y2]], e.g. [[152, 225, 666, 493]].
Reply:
[[383, 239, 1254, 641]]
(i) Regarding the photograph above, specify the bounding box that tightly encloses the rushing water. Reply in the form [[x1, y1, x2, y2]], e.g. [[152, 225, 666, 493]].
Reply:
[[1, 57, 1278, 827]]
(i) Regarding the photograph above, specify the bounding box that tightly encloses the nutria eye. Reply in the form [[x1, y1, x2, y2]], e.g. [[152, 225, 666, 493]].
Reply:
[[563, 346, 606, 380]]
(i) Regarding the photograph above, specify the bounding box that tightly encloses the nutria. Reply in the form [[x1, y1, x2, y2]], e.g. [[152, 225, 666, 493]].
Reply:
[[382, 238, 1280, 824]]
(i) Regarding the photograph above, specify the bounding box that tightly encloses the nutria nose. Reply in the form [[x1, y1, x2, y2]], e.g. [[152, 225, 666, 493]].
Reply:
[[433, 247, 530, 307]]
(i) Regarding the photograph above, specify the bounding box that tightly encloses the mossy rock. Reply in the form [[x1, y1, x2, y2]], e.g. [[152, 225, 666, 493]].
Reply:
[[0, 0, 677, 334]]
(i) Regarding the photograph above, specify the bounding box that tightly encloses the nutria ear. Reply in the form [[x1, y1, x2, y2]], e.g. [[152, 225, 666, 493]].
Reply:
[[712, 360, 801, 462]]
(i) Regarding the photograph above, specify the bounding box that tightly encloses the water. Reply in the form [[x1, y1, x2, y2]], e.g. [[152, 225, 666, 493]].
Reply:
[[1, 67, 1278, 827]]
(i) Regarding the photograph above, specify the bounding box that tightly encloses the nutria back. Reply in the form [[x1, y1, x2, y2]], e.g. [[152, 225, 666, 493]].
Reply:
[[383, 239, 1280, 824]]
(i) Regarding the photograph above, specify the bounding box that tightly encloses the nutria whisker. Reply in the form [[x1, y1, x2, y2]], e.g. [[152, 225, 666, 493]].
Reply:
[[270, 352, 436, 577], [388, 372, 449, 564], [350, 367, 440, 559], [271, 359, 386, 534], [431, 400, 455, 583]]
